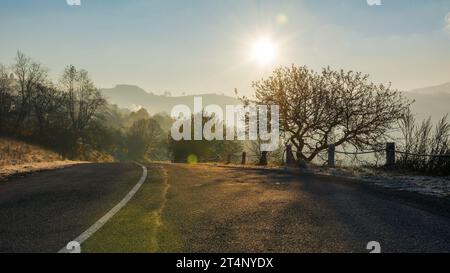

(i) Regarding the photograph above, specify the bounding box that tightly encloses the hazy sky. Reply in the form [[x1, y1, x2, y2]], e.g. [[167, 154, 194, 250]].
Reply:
[[1, 0, 450, 96]]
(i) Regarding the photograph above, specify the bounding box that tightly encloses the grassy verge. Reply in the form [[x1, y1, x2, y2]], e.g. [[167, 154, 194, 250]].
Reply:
[[82, 166, 177, 253]]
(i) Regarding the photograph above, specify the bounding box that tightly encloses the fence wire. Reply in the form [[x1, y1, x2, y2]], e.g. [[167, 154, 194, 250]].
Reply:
[[334, 149, 384, 155], [395, 150, 450, 158], [333, 149, 450, 159]]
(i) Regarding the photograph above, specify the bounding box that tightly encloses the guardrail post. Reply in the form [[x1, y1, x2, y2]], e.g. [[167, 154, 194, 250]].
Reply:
[[241, 152, 246, 165], [386, 142, 396, 169], [259, 151, 268, 166], [327, 144, 335, 168]]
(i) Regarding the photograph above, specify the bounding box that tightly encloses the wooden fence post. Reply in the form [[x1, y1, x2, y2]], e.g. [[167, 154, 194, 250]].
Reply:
[[259, 151, 268, 166], [386, 142, 396, 169], [327, 144, 335, 168], [241, 152, 247, 165]]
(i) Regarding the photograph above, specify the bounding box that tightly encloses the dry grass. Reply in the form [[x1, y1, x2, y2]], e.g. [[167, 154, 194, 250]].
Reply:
[[0, 138, 62, 166], [0, 138, 85, 181]]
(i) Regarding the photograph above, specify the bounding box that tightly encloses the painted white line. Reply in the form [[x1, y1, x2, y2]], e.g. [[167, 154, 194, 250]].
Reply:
[[58, 162, 148, 253]]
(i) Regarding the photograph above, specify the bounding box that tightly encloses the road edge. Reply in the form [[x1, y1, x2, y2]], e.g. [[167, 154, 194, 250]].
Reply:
[[58, 162, 148, 253]]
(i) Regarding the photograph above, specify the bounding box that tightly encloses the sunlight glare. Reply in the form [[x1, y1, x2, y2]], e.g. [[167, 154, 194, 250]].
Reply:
[[250, 38, 277, 65]]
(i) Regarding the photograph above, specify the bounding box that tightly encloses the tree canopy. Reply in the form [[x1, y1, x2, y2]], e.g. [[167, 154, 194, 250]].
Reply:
[[252, 65, 410, 162]]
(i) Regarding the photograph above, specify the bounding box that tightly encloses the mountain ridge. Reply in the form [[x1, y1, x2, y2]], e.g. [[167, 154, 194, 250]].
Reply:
[[100, 85, 241, 114], [100, 83, 450, 122], [409, 82, 450, 94]]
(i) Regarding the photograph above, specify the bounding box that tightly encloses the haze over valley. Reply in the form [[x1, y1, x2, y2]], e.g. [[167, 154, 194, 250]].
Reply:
[[101, 82, 450, 122]]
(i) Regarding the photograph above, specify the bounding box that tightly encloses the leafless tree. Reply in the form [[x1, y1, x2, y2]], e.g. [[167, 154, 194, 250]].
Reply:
[[0, 64, 13, 131], [31, 83, 64, 137], [60, 65, 106, 133], [11, 51, 48, 133], [251, 65, 409, 162]]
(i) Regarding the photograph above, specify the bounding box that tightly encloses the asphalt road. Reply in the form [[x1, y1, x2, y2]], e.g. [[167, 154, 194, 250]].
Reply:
[[0, 163, 142, 253], [155, 164, 450, 253], [0, 163, 449, 253]]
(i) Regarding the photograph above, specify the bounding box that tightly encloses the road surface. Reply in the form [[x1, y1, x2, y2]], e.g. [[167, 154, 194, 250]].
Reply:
[[0, 163, 141, 253], [0, 163, 449, 253]]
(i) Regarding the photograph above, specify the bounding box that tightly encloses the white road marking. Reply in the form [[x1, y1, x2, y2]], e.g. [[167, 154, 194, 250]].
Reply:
[[58, 162, 148, 253]]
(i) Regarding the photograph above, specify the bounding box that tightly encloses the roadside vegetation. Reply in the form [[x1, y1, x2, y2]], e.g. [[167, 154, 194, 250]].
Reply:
[[168, 113, 243, 163], [0, 137, 61, 166], [398, 109, 450, 175], [0, 52, 171, 163], [0, 137, 86, 181]]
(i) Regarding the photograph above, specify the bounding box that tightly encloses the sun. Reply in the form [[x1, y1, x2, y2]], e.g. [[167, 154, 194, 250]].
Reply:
[[250, 38, 277, 65]]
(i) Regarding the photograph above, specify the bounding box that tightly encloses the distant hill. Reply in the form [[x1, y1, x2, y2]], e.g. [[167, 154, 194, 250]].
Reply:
[[100, 84, 449, 123], [410, 82, 450, 95], [100, 85, 241, 115], [404, 82, 450, 122]]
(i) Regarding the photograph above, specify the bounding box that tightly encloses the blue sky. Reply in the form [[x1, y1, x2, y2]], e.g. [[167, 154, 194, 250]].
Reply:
[[1, 0, 450, 95]]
